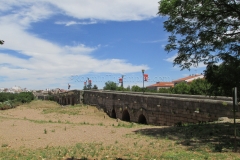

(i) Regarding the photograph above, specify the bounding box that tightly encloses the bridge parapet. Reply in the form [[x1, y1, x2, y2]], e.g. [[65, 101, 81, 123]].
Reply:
[[38, 89, 239, 126], [83, 90, 239, 126]]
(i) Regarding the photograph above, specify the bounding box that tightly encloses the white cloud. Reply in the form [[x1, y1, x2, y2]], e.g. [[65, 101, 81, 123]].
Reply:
[[0, 0, 156, 89], [165, 54, 177, 63], [47, 0, 159, 21], [55, 20, 98, 26], [165, 54, 207, 69], [141, 39, 167, 44], [0, 0, 159, 21]]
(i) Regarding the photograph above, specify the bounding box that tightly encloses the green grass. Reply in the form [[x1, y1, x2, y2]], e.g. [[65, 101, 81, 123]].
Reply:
[[115, 122, 136, 128], [1, 144, 8, 147], [42, 104, 87, 115], [44, 129, 47, 134], [97, 122, 104, 126], [1, 101, 240, 159]]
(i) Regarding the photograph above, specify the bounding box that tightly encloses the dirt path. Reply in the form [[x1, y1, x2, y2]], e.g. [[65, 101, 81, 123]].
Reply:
[[0, 102, 163, 150]]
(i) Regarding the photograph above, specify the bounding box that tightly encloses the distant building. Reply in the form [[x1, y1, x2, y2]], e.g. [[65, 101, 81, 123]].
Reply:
[[146, 82, 174, 91], [172, 74, 204, 85], [146, 74, 204, 91], [11, 86, 22, 93]]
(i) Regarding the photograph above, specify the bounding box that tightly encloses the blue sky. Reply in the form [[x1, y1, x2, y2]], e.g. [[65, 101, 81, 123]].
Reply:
[[0, 0, 205, 90]]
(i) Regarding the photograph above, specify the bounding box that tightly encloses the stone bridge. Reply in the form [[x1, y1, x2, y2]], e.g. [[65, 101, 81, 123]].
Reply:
[[39, 90, 240, 126], [37, 90, 83, 105]]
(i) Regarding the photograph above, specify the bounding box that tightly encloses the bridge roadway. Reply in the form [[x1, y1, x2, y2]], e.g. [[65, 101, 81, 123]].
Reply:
[[40, 90, 240, 126]]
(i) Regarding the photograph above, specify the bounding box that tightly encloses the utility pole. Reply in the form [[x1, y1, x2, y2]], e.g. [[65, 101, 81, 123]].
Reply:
[[121, 75, 124, 88], [142, 69, 145, 94], [233, 87, 238, 152]]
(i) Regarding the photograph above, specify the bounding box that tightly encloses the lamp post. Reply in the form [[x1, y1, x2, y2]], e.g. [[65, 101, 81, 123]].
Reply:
[[87, 78, 92, 90], [121, 75, 124, 88], [142, 69, 145, 94], [84, 81, 87, 90]]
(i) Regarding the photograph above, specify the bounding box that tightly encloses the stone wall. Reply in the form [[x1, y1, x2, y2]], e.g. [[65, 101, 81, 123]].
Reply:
[[83, 90, 240, 126], [55, 90, 83, 105], [37, 89, 240, 126]]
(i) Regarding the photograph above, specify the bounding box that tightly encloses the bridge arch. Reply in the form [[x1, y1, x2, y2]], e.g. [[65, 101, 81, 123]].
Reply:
[[138, 114, 147, 124], [122, 109, 130, 122], [71, 97, 75, 105], [111, 109, 116, 118]]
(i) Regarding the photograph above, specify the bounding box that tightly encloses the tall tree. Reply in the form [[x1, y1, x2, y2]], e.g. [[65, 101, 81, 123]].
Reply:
[[103, 81, 118, 90], [158, 0, 240, 69], [170, 82, 190, 94], [131, 85, 142, 92], [189, 79, 211, 95], [204, 54, 240, 97], [92, 84, 98, 89]]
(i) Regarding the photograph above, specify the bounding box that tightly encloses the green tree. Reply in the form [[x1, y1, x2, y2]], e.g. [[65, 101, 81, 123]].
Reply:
[[92, 84, 98, 89], [158, 0, 240, 69], [126, 86, 131, 91], [131, 85, 142, 92], [171, 82, 190, 94], [204, 54, 240, 97], [116, 86, 124, 91], [0, 93, 16, 102], [83, 86, 88, 90], [16, 92, 34, 103], [189, 79, 211, 95], [103, 81, 118, 90], [158, 88, 171, 93]]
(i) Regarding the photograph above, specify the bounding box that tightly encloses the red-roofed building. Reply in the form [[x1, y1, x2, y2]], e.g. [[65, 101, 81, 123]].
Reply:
[[172, 74, 204, 85], [146, 82, 174, 91], [146, 74, 204, 91]]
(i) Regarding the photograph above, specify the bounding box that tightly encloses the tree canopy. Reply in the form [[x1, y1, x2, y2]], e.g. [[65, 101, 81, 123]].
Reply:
[[103, 81, 118, 90], [131, 85, 142, 92], [92, 84, 98, 89], [158, 0, 240, 69], [204, 54, 240, 97]]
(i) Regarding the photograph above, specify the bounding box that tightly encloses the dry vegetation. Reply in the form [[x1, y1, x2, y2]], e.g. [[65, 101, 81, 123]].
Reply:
[[0, 100, 240, 160]]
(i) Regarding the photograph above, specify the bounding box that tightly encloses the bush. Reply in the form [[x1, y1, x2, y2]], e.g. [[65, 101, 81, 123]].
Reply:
[[16, 92, 34, 103], [0, 92, 34, 110]]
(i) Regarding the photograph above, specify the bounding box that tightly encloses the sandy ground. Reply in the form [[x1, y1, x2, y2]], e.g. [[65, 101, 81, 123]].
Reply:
[[0, 103, 163, 150]]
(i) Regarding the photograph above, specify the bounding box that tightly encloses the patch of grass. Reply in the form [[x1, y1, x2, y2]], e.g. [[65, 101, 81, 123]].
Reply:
[[1, 144, 8, 147], [29, 119, 50, 124], [111, 130, 116, 134], [115, 122, 137, 128], [79, 121, 91, 125], [2, 101, 240, 160], [135, 123, 240, 153], [66, 120, 71, 124], [133, 142, 138, 147], [0, 141, 223, 160], [42, 104, 86, 115], [98, 122, 104, 126]]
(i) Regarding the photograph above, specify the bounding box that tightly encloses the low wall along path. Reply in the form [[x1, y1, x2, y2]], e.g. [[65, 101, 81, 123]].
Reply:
[[38, 90, 240, 126]]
